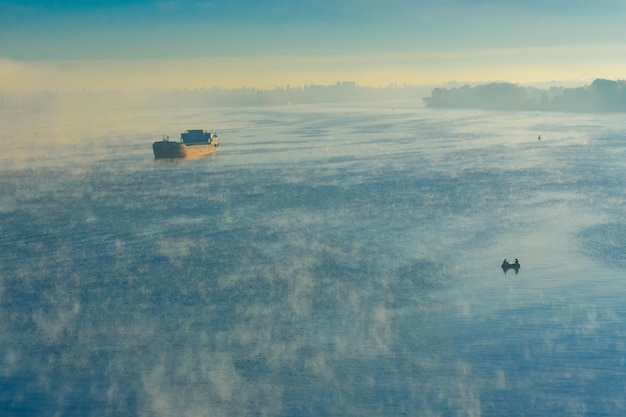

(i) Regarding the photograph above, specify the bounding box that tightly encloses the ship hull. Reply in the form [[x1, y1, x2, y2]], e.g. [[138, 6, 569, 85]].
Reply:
[[153, 141, 218, 159]]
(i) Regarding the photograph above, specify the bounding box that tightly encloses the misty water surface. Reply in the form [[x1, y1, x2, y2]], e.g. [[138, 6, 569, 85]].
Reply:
[[1, 103, 626, 416]]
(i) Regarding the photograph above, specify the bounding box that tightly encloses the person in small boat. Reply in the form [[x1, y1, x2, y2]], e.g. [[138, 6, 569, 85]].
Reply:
[[502, 259, 508, 266], [514, 258, 519, 266]]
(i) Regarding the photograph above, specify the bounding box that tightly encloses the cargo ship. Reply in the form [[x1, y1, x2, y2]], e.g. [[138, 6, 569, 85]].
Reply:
[[153, 129, 218, 159]]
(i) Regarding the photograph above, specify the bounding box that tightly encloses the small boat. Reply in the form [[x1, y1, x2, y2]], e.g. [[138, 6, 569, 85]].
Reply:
[[501, 259, 520, 272], [153, 129, 218, 159]]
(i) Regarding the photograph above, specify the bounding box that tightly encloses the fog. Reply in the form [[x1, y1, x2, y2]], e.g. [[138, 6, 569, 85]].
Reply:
[[3, 103, 626, 416], [0, 84, 433, 114]]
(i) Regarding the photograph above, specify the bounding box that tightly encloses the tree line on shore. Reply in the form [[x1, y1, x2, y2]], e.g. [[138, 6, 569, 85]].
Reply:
[[423, 78, 626, 112]]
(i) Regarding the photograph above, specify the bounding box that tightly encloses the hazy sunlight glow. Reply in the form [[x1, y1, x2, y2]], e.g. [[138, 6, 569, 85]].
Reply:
[[2, 1, 626, 90], [3, 43, 626, 92]]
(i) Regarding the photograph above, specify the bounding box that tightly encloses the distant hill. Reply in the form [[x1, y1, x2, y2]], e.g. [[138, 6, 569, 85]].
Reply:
[[423, 79, 626, 112]]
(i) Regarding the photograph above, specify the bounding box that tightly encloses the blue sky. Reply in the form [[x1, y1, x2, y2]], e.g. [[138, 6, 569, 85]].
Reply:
[[2, 0, 626, 90]]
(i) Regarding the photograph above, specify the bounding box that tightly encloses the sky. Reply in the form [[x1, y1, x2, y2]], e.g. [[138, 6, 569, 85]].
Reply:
[[2, 0, 626, 91]]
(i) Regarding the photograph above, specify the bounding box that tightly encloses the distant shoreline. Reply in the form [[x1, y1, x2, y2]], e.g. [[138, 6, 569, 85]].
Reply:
[[3, 78, 625, 113], [423, 78, 626, 113]]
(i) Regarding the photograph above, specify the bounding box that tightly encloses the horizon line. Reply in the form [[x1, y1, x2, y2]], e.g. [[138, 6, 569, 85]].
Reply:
[[0, 77, 607, 94]]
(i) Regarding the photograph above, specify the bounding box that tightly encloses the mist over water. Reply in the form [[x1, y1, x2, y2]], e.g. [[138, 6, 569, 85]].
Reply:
[[2, 103, 626, 416]]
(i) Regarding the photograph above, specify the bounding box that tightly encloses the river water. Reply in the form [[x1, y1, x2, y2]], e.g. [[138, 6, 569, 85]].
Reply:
[[2, 103, 626, 416]]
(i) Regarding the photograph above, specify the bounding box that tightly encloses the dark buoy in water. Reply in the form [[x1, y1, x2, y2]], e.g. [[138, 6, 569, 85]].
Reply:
[[537, 135, 541, 141]]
